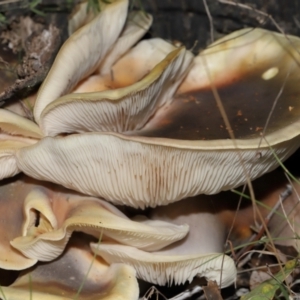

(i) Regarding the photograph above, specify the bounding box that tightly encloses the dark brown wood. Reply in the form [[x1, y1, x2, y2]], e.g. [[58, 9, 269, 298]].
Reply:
[[134, 0, 300, 52]]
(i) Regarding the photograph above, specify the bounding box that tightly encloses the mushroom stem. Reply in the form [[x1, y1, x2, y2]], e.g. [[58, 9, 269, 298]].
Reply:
[[148, 197, 226, 254]]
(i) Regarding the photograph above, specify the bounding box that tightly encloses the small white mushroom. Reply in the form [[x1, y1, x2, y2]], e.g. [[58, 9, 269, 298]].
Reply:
[[74, 38, 178, 92], [98, 10, 153, 75]]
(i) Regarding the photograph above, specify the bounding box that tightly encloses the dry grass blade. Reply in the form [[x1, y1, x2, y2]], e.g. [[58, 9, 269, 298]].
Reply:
[[203, 281, 223, 300]]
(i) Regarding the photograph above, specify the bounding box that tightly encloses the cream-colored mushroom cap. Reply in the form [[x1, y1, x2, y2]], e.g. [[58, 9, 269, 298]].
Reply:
[[10, 185, 188, 261], [34, 0, 129, 124], [91, 243, 236, 288], [97, 10, 153, 75], [0, 109, 42, 139], [148, 196, 227, 254], [38, 46, 193, 136], [15, 28, 300, 208], [2, 236, 139, 300], [14, 130, 300, 208], [91, 197, 236, 288]]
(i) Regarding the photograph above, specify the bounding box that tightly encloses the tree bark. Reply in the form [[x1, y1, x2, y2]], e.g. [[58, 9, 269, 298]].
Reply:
[[136, 0, 300, 52]]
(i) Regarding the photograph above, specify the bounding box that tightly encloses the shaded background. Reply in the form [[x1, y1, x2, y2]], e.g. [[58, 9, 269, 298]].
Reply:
[[136, 0, 300, 52]]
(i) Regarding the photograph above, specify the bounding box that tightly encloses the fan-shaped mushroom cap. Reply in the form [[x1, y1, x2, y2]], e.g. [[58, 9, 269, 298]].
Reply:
[[98, 10, 153, 75], [91, 197, 236, 288], [10, 182, 188, 262], [0, 176, 38, 270], [38, 46, 193, 136], [140, 28, 300, 141], [2, 236, 139, 300], [0, 109, 42, 139], [15, 131, 300, 208], [15, 28, 300, 208], [34, 0, 129, 124]]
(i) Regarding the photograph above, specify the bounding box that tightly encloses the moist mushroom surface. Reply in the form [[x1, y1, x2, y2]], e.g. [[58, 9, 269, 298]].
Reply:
[[136, 29, 300, 140], [3, 8, 300, 209]]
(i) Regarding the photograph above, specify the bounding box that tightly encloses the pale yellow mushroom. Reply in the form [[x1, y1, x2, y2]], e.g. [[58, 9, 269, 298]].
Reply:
[[1, 178, 188, 262], [91, 197, 236, 288], [2, 235, 139, 300], [38, 46, 193, 135]]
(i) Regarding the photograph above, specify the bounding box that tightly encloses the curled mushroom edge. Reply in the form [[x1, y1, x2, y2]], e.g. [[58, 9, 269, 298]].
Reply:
[[9, 27, 300, 208], [2, 0, 300, 297]]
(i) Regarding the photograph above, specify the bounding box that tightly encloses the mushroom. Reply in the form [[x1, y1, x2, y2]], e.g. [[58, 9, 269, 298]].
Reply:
[[0, 109, 42, 179], [73, 38, 179, 93], [10, 183, 189, 262], [1, 234, 139, 300], [0, 175, 189, 266], [97, 10, 153, 75], [0, 176, 38, 270], [91, 196, 236, 288], [0, 0, 156, 180], [12, 28, 300, 208], [37, 45, 193, 135], [34, 0, 129, 124]]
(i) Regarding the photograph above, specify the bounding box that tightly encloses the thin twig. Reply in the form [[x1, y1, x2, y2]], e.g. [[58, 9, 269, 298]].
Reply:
[[257, 71, 290, 150], [203, 0, 214, 43], [218, 0, 281, 33]]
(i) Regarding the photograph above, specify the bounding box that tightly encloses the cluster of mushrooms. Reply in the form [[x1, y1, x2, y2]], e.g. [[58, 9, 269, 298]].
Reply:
[[1, 0, 300, 299]]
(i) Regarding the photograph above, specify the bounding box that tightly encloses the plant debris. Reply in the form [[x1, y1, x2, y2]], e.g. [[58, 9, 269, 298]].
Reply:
[[0, 7, 68, 106]]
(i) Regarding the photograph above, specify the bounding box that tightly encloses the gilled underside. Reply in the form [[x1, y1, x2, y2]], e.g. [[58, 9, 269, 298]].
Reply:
[[1, 1, 300, 298]]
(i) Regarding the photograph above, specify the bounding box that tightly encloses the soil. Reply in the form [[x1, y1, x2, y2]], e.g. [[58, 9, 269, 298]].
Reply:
[[0, 4, 69, 106]]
